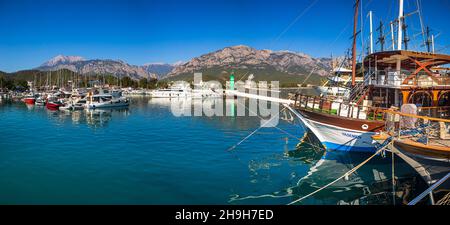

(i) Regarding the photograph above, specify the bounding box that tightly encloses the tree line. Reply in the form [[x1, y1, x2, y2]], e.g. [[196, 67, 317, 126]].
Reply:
[[0, 69, 169, 91]]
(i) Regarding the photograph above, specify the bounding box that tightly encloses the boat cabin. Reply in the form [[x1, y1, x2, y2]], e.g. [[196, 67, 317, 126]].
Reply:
[[363, 50, 450, 107]]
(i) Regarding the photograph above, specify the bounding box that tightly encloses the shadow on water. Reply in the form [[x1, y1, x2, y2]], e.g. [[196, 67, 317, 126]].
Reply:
[[229, 131, 429, 205], [145, 97, 429, 205]]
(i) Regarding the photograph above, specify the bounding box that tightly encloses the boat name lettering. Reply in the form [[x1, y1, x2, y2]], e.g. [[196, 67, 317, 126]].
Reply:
[[342, 132, 361, 139]]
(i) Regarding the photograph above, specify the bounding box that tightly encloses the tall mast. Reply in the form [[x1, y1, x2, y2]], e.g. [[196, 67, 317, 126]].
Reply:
[[369, 11, 374, 54], [402, 17, 409, 50], [351, 0, 360, 87], [431, 34, 435, 53], [390, 23, 395, 50], [377, 21, 385, 51], [425, 26, 432, 52], [397, 0, 404, 50], [396, 0, 404, 74]]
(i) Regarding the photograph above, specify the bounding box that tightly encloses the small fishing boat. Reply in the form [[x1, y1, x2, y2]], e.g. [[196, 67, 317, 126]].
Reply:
[[46, 99, 64, 110], [23, 95, 36, 105]]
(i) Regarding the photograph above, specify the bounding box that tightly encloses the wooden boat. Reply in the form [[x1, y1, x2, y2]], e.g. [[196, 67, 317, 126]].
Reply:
[[371, 108, 450, 204], [394, 139, 450, 161], [288, 0, 450, 153]]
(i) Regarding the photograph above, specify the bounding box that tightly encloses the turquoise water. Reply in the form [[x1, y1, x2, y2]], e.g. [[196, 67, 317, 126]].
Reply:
[[0, 97, 427, 204]]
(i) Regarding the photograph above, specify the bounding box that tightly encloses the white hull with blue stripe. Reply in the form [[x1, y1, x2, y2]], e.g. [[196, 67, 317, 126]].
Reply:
[[285, 104, 378, 153]]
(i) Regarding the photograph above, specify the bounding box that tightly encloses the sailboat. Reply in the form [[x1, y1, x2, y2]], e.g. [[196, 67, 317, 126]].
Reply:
[[287, 0, 450, 153]]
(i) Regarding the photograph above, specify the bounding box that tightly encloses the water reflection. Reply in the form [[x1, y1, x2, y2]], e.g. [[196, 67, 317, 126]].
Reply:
[[1, 95, 429, 205], [36, 105, 131, 129], [147, 97, 284, 131], [230, 133, 428, 205]]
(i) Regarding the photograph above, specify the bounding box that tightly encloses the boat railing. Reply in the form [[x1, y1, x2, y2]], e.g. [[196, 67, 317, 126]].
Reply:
[[292, 93, 387, 121], [417, 106, 450, 119], [366, 70, 450, 87], [382, 108, 450, 144]]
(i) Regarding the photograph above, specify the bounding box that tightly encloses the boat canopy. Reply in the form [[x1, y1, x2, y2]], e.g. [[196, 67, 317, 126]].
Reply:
[[332, 67, 352, 73], [327, 76, 348, 82], [364, 50, 450, 70]]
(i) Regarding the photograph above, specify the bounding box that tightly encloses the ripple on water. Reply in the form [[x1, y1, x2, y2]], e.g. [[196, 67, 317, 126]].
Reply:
[[0, 98, 427, 204]]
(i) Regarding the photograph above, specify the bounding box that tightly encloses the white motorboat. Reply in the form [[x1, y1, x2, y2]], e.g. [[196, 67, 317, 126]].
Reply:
[[60, 103, 85, 111], [85, 91, 129, 109], [149, 83, 192, 98], [191, 89, 223, 98], [149, 82, 223, 98]]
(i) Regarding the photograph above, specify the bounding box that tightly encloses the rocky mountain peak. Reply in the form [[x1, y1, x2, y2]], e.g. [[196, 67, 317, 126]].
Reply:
[[37, 56, 156, 80], [167, 45, 332, 77], [42, 55, 85, 67]]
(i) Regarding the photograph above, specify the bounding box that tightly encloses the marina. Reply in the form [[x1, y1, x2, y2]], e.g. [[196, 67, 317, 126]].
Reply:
[[0, 0, 448, 210], [0, 96, 431, 204]]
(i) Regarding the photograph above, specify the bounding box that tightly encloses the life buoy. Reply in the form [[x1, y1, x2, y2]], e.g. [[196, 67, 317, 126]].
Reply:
[[362, 124, 369, 130]]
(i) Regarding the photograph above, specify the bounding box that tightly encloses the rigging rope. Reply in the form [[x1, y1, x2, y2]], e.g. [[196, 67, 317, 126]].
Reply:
[[227, 106, 288, 151], [270, 0, 319, 48]]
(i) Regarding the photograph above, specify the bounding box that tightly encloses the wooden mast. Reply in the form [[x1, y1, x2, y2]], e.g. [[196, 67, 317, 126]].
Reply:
[[351, 0, 360, 87]]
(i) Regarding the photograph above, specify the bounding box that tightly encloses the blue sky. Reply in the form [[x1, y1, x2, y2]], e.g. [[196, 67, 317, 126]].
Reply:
[[0, 0, 449, 72]]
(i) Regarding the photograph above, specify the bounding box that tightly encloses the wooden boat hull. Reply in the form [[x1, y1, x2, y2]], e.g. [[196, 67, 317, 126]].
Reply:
[[292, 109, 385, 152], [394, 139, 450, 161], [393, 139, 450, 186], [298, 109, 385, 132]]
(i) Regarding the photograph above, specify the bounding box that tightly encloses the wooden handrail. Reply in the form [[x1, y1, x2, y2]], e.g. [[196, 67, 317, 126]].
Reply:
[[383, 110, 450, 123], [418, 106, 450, 110]]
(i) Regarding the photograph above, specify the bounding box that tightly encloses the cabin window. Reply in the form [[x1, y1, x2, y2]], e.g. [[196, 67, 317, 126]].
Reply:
[[409, 92, 432, 107]]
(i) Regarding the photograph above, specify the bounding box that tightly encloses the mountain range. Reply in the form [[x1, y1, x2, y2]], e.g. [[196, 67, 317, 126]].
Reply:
[[164, 45, 333, 85], [37, 55, 157, 80], [6, 45, 335, 86]]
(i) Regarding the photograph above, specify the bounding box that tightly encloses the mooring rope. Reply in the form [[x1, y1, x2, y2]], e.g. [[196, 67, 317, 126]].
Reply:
[[436, 191, 450, 205], [287, 137, 393, 205], [227, 106, 288, 151]]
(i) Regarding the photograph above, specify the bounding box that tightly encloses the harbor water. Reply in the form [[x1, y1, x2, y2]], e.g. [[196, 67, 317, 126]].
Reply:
[[0, 96, 428, 204]]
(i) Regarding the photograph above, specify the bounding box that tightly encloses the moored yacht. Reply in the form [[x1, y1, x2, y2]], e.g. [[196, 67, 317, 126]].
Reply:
[[148, 83, 192, 98], [85, 90, 129, 109], [314, 67, 355, 98], [22, 93, 36, 105], [46, 98, 64, 110]]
